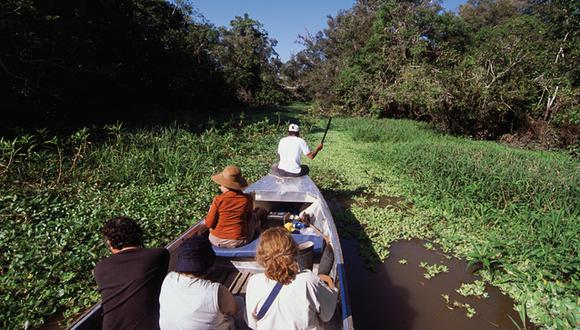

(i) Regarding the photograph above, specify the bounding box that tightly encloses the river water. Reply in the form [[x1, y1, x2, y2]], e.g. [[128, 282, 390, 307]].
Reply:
[[342, 238, 534, 330]]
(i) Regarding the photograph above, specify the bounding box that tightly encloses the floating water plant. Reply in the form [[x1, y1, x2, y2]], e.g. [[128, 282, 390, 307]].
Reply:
[[456, 280, 489, 298], [419, 261, 449, 279], [423, 242, 435, 250], [452, 301, 477, 318]]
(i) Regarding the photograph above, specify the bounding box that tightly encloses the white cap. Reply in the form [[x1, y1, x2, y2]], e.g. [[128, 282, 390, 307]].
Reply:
[[289, 124, 299, 132]]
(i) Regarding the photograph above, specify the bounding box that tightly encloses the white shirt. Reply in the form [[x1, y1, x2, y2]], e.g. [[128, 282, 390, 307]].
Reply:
[[277, 136, 311, 174], [245, 271, 338, 330], [159, 272, 231, 330]]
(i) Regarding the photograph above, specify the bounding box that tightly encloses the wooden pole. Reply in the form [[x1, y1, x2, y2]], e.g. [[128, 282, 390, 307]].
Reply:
[[321, 117, 332, 144]]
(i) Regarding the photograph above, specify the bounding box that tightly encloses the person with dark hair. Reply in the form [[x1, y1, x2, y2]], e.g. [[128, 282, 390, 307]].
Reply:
[[158, 235, 242, 330], [94, 217, 169, 330], [245, 227, 337, 329], [271, 123, 323, 177]]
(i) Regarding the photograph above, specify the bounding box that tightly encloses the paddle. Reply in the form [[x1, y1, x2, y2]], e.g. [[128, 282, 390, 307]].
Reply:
[[320, 117, 332, 145]]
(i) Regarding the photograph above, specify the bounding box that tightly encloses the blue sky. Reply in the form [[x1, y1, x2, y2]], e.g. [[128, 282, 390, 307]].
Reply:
[[192, 0, 466, 62]]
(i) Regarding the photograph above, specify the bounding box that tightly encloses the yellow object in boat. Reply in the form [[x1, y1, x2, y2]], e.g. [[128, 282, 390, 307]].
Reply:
[[284, 222, 294, 232]]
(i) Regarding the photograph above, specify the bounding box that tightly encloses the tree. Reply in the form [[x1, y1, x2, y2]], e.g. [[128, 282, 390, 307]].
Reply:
[[213, 14, 286, 105], [289, 0, 579, 146], [0, 1, 289, 129]]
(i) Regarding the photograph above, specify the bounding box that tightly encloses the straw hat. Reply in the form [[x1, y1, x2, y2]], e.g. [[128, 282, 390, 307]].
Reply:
[[211, 165, 248, 190]]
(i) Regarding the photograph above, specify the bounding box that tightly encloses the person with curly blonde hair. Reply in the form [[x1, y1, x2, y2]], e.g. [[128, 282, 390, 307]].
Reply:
[[246, 227, 338, 329]]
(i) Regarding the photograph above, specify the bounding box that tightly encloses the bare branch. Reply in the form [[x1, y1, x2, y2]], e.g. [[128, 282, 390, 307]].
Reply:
[[555, 32, 570, 64], [543, 85, 559, 122]]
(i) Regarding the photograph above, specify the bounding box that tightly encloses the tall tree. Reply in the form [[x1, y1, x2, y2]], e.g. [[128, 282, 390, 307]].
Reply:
[[289, 0, 579, 145], [213, 14, 285, 105]]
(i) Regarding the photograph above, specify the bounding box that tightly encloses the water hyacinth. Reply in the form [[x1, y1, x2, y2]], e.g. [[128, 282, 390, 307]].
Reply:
[[1, 112, 577, 329]]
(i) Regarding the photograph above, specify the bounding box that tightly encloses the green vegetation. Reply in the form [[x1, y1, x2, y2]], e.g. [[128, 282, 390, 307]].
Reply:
[[1, 109, 577, 329], [3, 0, 578, 327], [456, 280, 489, 298], [285, 0, 579, 147], [0, 118, 281, 329], [419, 261, 449, 279], [310, 117, 578, 328], [442, 294, 477, 319], [2, 0, 288, 129]]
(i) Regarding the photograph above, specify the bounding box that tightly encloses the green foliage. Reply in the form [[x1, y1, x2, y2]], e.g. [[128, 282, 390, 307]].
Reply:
[[343, 117, 436, 143], [311, 116, 579, 328], [419, 261, 449, 279], [456, 280, 489, 298], [1, 1, 289, 127], [289, 0, 580, 147], [213, 14, 289, 106], [0, 118, 282, 329], [2, 109, 578, 328]]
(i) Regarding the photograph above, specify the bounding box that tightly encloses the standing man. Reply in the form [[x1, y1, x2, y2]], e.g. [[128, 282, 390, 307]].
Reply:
[[272, 123, 323, 177], [94, 216, 169, 330]]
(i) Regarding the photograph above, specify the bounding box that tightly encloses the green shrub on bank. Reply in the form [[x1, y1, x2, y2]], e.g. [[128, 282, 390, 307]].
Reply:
[[313, 117, 578, 328], [0, 119, 280, 329], [343, 117, 436, 143], [381, 140, 578, 327]]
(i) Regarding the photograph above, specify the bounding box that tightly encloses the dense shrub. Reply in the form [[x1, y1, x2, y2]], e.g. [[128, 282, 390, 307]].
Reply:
[[1, 1, 289, 129], [284, 0, 580, 147]]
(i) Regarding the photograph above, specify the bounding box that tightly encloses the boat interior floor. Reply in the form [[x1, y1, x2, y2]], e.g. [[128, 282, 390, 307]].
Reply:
[[206, 268, 254, 295]]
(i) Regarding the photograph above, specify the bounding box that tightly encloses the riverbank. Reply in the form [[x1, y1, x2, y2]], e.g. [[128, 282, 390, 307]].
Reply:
[[307, 117, 578, 329], [1, 106, 577, 329]]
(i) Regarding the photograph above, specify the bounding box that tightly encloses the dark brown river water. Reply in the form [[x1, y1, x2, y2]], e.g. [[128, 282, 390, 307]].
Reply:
[[342, 238, 533, 330]]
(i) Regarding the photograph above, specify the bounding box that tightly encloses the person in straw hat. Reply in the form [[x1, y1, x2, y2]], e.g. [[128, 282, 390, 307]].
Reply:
[[205, 165, 266, 248]]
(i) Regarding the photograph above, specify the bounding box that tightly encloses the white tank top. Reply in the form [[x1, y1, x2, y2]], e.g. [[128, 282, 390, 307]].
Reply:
[[159, 272, 230, 330]]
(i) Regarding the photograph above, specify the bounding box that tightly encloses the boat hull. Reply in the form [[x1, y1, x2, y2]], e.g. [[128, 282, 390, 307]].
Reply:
[[69, 174, 353, 329]]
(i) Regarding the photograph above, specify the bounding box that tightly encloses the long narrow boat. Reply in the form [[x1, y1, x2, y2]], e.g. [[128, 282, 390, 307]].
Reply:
[[70, 174, 353, 329]]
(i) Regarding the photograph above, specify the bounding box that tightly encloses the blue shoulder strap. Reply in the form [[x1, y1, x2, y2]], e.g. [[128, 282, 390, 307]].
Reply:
[[256, 282, 283, 320]]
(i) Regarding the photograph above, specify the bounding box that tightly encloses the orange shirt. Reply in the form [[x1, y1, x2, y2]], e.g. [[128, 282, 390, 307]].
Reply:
[[205, 190, 252, 240]]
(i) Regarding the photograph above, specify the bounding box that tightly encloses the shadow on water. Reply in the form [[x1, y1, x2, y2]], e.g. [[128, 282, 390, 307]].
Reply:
[[323, 187, 416, 329], [323, 188, 534, 330], [341, 239, 415, 329]]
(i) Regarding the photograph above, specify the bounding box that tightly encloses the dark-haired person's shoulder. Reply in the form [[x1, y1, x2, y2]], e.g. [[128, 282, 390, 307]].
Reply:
[[136, 247, 169, 264], [141, 248, 169, 275], [94, 248, 168, 272], [146, 247, 169, 260], [139, 247, 169, 255]]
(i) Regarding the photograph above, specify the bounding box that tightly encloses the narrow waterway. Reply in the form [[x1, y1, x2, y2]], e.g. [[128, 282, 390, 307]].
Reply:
[[342, 238, 533, 330]]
